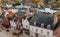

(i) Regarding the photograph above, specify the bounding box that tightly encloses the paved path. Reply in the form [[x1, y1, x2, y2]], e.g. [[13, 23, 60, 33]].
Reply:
[[0, 29, 29, 37], [0, 30, 12, 37]]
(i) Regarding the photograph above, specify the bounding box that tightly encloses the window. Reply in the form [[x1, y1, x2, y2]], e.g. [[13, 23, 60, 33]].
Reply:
[[47, 31, 49, 35], [41, 23, 44, 28], [34, 22, 36, 26], [26, 25, 28, 28], [41, 30, 43, 33], [36, 29, 38, 32], [47, 25, 51, 29]]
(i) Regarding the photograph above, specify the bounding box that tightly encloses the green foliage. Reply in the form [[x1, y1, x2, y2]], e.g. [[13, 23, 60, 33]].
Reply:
[[56, 1, 60, 7], [13, 2, 21, 6], [1, 12, 5, 17]]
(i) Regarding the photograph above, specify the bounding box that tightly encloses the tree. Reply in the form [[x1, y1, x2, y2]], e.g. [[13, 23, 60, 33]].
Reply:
[[13, 2, 21, 6], [56, 1, 60, 7]]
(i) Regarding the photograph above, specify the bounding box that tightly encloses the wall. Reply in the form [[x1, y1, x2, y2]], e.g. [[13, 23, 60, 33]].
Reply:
[[30, 26, 53, 37], [22, 18, 30, 29]]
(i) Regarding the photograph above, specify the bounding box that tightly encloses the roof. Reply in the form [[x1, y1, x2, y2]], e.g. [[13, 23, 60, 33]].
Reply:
[[31, 4, 38, 8], [27, 16, 32, 22], [16, 12, 24, 16], [30, 13, 56, 30], [1, 6, 8, 10], [38, 8, 57, 14]]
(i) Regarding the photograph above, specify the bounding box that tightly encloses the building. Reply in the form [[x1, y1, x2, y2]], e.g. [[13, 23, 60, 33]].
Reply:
[[22, 16, 32, 35], [22, 13, 58, 37], [37, 8, 57, 14], [30, 13, 57, 37], [10, 21, 16, 30]]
